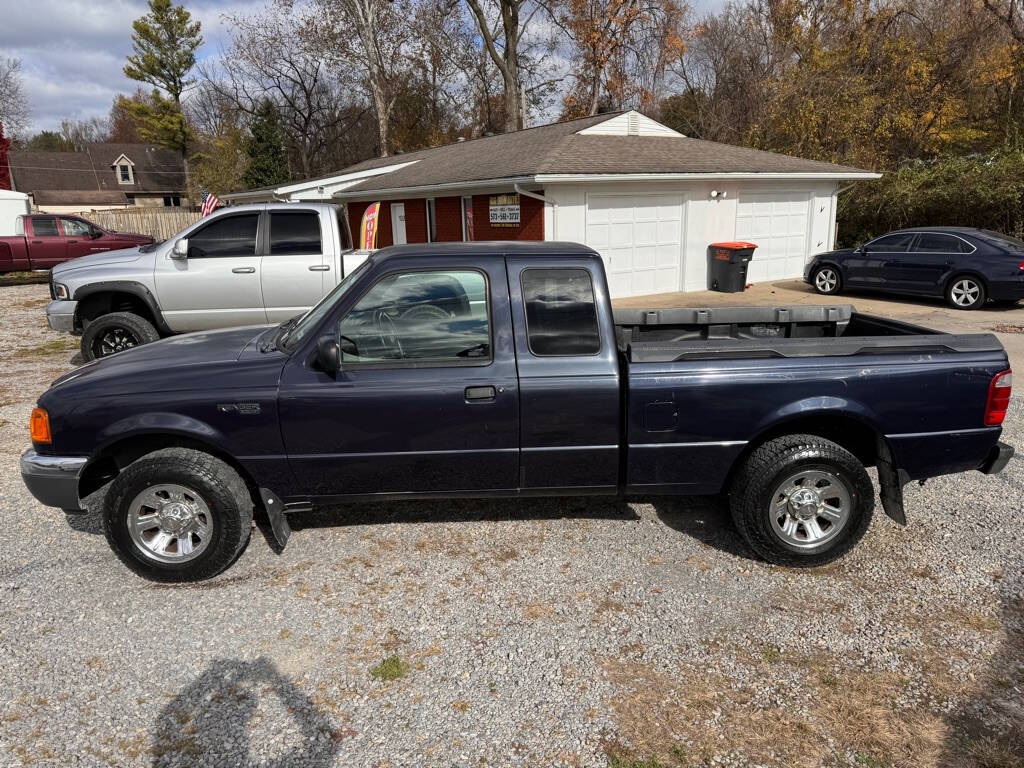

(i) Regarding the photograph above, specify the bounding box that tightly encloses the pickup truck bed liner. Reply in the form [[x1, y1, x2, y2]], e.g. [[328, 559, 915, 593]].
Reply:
[[614, 304, 1004, 361]]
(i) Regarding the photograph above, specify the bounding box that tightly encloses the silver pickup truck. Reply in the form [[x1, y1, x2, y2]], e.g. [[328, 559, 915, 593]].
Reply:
[[46, 202, 361, 360]]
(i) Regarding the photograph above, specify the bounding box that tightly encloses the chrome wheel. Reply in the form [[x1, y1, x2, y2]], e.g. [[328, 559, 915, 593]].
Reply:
[[814, 268, 839, 293], [127, 484, 213, 564], [94, 327, 140, 357], [950, 279, 981, 307], [770, 470, 851, 550]]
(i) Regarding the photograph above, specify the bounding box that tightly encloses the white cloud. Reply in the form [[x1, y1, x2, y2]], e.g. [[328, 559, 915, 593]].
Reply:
[[0, 0, 263, 133]]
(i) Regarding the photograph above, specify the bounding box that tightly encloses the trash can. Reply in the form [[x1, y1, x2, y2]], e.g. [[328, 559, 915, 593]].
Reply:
[[707, 241, 757, 292]]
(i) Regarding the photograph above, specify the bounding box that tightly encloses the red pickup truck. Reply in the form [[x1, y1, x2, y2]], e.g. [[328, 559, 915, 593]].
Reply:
[[0, 214, 154, 272]]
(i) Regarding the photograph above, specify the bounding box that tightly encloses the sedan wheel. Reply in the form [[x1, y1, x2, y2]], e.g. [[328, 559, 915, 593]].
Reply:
[[813, 267, 840, 295], [947, 277, 986, 310]]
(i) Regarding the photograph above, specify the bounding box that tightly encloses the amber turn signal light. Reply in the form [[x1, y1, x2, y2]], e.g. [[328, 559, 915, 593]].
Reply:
[[30, 407, 51, 444]]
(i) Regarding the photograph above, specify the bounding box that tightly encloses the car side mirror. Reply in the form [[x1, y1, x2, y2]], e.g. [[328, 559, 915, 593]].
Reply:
[[89, 230, 102, 239], [316, 336, 341, 372], [171, 238, 188, 259]]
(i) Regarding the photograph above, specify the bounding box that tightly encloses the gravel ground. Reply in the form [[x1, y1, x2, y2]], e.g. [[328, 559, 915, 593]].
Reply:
[[1, 284, 1022, 768]]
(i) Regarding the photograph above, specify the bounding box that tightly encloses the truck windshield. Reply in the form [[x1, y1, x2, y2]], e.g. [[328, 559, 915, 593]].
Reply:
[[280, 259, 371, 352]]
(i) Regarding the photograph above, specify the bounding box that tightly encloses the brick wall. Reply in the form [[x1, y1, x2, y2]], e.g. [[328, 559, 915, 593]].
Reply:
[[346, 191, 544, 246]]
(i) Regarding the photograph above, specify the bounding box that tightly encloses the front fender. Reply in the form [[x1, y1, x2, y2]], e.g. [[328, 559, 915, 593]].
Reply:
[[95, 411, 228, 454]]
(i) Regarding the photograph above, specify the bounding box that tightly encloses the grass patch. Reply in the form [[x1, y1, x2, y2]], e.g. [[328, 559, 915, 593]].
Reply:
[[369, 655, 407, 681], [13, 338, 76, 358], [760, 645, 782, 663]]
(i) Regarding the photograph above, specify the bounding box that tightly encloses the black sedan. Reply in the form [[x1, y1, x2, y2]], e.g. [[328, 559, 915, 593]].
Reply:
[[804, 227, 1024, 309]]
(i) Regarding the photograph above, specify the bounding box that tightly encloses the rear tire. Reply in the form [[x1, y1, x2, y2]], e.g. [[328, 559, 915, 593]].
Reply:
[[812, 266, 842, 295], [945, 276, 986, 310], [729, 434, 874, 567], [102, 448, 253, 582], [81, 311, 159, 361]]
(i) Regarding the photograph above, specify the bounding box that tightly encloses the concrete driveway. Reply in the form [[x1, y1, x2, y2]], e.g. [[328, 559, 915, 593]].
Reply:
[[615, 278, 1024, 371]]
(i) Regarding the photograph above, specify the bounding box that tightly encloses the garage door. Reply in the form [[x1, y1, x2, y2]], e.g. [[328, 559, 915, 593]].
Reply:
[[735, 193, 811, 283], [585, 194, 683, 297]]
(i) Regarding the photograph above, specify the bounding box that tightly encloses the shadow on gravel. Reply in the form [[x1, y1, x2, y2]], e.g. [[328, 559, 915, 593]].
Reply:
[[645, 495, 758, 561], [284, 495, 640, 533], [151, 657, 342, 767], [64, 510, 102, 535], [937, 594, 1024, 766]]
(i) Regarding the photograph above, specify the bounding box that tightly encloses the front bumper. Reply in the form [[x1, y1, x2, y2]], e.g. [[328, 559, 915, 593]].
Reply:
[[980, 441, 1014, 474], [45, 300, 78, 333], [20, 449, 87, 512]]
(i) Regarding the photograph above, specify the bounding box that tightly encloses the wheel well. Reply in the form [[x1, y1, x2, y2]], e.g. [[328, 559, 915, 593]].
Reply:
[[78, 434, 259, 502], [944, 271, 988, 293], [725, 413, 881, 490], [77, 291, 157, 329]]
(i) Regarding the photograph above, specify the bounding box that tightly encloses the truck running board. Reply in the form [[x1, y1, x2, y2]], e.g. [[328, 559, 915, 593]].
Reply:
[[259, 487, 292, 551]]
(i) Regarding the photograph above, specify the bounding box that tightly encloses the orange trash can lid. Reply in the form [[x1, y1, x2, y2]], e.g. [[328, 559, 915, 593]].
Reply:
[[709, 241, 758, 249]]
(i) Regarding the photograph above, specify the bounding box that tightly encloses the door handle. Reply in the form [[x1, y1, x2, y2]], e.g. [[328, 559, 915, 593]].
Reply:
[[465, 385, 496, 401], [232, 266, 256, 274], [308, 264, 330, 271]]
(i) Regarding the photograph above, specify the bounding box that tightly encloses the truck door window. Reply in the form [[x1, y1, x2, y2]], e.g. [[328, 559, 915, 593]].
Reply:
[[338, 270, 490, 365], [60, 218, 91, 237], [187, 214, 259, 258], [521, 268, 601, 356], [32, 217, 59, 236], [269, 211, 322, 255]]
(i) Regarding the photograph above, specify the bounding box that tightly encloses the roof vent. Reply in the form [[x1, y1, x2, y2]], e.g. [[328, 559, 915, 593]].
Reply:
[[627, 112, 640, 136]]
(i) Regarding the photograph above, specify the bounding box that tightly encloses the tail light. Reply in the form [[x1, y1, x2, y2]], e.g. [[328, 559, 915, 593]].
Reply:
[[984, 370, 1013, 426], [1018, 260, 1024, 271], [30, 407, 51, 444]]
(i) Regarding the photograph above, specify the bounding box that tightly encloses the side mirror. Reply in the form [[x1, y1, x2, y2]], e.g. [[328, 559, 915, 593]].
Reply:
[[89, 229, 102, 239], [316, 336, 341, 372], [170, 238, 188, 259]]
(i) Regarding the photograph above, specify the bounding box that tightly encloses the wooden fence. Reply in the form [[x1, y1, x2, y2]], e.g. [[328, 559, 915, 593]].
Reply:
[[70, 209, 203, 241]]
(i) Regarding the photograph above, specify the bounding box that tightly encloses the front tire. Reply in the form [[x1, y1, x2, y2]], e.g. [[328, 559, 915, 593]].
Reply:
[[729, 434, 874, 567], [946, 276, 986, 310], [812, 266, 842, 295], [102, 448, 253, 581], [81, 311, 159, 361]]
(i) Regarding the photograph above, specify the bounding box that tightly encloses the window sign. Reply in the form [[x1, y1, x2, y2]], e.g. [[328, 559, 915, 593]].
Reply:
[[489, 193, 520, 227]]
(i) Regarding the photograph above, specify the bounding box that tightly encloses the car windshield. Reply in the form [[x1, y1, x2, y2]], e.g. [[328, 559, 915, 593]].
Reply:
[[978, 230, 1024, 253], [280, 258, 371, 352]]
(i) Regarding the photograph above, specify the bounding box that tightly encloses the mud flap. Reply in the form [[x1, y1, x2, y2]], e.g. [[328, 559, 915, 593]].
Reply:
[[259, 487, 292, 551], [875, 437, 908, 525]]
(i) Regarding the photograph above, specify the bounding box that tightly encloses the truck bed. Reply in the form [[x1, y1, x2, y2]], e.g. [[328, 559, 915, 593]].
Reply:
[[613, 304, 1004, 361]]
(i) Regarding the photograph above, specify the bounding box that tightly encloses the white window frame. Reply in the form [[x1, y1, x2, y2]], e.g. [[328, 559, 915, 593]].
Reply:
[[113, 154, 135, 185], [461, 196, 472, 241], [425, 198, 437, 243]]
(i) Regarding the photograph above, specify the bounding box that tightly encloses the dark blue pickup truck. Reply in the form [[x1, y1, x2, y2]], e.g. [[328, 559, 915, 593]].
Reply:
[[21, 242, 1014, 581]]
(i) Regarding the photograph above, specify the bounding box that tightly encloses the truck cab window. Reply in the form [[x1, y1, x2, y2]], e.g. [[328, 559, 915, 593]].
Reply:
[[60, 218, 92, 237], [187, 214, 259, 258], [269, 212, 322, 255], [32, 217, 59, 236], [338, 270, 490, 364], [521, 268, 601, 356]]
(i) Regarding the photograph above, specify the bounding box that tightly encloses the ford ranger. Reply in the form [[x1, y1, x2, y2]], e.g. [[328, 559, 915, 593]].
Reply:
[[0, 214, 152, 272], [44, 202, 356, 361], [21, 242, 1014, 581]]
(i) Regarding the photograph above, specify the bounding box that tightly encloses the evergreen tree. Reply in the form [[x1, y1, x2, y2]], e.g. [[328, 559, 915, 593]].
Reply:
[[243, 100, 289, 188], [122, 0, 202, 177]]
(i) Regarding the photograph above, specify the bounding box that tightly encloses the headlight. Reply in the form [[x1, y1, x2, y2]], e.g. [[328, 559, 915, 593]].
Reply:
[[52, 283, 70, 300]]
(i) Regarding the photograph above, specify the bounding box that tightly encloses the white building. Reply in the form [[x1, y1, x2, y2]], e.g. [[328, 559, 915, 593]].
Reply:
[[226, 111, 879, 298]]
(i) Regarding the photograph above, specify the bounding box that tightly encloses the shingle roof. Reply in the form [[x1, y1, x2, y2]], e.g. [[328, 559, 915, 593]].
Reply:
[[9, 151, 98, 191], [276, 113, 874, 198], [8, 143, 185, 196], [31, 190, 129, 206]]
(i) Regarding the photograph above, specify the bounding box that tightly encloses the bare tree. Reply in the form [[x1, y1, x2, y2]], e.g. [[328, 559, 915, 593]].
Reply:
[[0, 57, 30, 137], [60, 117, 109, 148], [313, 0, 415, 156], [983, 0, 1024, 42], [464, 0, 542, 131], [205, 1, 361, 176]]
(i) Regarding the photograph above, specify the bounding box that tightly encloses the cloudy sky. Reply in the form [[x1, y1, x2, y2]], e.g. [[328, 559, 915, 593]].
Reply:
[[1, 0, 727, 135]]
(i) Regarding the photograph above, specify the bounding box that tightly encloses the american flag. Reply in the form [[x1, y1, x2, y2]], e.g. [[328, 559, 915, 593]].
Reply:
[[200, 188, 220, 217]]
